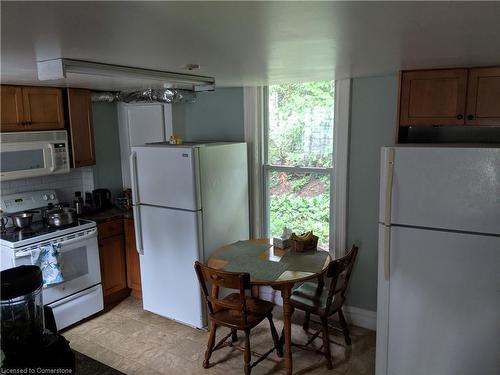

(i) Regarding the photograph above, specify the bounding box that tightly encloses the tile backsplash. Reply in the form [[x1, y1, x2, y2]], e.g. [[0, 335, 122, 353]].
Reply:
[[0, 167, 95, 204]]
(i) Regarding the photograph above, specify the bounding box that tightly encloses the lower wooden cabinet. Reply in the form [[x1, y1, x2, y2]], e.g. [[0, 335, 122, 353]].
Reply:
[[124, 218, 142, 298], [97, 217, 142, 308], [98, 220, 129, 307]]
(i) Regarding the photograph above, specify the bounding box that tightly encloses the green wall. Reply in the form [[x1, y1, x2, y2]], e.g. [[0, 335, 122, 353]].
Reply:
[[172, 88, 245, 142], [168, 79, 398, 312], [91, 102, 123, 197], [346, 74, 398, 311], [156, 80, 397, 312]]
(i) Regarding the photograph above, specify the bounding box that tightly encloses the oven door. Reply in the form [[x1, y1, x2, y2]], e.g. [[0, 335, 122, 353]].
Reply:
[[14, 228, 101, 304], [0, 141, 56, 181]]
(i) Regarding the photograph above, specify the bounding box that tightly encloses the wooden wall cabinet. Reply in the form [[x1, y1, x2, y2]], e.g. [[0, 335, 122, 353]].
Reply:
[[98, 220, 129, 307], [399, 66, 500, 128], [465, 67, 500, 126], [1, 86, 24, 130], [399, 69, 468, 126], [1, 86, 65, 132], [124, 218, 142, 298], [66, 88, 96, 168]]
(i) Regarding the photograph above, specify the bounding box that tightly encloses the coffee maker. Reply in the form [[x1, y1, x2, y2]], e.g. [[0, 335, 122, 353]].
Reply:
[[92, 189, 112, 210]]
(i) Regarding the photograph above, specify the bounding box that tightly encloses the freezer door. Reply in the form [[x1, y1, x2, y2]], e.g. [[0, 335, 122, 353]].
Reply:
[[379, 146, 500, 234], [132, 146, 201, 210], [376, 225, 500, 375], [138, 205, 205, 328]]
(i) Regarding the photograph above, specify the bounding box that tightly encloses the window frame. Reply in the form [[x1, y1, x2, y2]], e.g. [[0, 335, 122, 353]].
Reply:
[[243, 79, 350, 258], [262, 85, 334, 251]]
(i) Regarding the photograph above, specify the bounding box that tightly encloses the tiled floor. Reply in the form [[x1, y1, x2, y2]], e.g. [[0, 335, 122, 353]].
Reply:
[[63, 297, 375, 375]]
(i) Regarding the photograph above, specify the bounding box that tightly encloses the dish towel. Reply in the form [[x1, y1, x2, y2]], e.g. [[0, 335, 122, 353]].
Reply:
[[31, 243, 64, 287]]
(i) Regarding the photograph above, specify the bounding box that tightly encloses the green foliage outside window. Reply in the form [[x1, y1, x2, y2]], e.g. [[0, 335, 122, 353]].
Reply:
[[267, 81, 334, 249]]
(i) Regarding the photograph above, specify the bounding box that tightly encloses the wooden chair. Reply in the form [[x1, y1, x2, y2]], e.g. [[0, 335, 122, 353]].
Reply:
[[194, 261, 282, 375], [290, 244, 359, 369]]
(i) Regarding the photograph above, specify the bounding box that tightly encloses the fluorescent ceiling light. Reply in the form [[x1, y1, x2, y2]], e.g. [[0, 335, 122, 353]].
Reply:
[[36, 58, 215, 92]]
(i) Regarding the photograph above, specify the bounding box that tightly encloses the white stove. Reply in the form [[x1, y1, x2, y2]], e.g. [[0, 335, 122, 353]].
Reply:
[[1, 219, 96, 249], [0, 190, 103, 331]]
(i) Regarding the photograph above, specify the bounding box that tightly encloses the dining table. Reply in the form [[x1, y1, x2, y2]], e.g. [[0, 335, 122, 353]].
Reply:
[[207, 238, 332, 375]]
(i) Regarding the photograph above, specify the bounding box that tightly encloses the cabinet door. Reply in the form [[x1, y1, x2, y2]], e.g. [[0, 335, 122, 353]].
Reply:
[[124, 218, 142, 297], [67, 89, 96, 167], [1, 86, 25, 131], [399, 69, 468, 126], [466, 67, 500, 126], [99, 234, 127, 297], [22, 87, 65, 130]]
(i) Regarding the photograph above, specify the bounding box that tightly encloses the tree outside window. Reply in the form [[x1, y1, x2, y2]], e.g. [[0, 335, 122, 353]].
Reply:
[[265, 81, 335, 249]]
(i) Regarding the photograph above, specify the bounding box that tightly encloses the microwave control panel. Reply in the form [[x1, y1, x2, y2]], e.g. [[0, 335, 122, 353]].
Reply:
[[53, 142, 69, 171]]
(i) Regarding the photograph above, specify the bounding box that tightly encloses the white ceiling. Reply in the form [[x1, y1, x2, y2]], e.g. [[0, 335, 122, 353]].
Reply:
[[2, 1, 500, 89]]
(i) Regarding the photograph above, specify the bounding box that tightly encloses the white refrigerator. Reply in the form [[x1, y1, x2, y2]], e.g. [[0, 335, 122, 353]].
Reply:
[[376, 146, 500, 375], [130, 142, 249, 328]]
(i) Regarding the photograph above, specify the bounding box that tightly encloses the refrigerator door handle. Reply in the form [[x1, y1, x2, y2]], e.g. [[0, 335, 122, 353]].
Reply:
[[130, 151, 139, 205], [383, 225, 391, 280], [130, 151, 144, 255], [384, 148, 395, 226]]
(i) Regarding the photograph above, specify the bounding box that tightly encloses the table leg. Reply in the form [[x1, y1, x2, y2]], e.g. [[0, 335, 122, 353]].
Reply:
[[281, 286, 293, 375]]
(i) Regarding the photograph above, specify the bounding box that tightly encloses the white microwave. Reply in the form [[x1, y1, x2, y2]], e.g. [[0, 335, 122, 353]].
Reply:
[[0, 130, 70, 181]]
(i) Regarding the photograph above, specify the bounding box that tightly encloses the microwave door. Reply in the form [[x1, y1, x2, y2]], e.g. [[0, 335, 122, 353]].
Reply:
[[0, 142, 53, 181]]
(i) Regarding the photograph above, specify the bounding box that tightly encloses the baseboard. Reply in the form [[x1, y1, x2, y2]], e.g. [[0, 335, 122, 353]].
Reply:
[[342, 305, 377, 331], [258, 287, 377, 331]]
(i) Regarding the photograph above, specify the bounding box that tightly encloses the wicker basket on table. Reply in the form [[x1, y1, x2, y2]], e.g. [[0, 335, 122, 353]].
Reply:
[[289, 231, 319, 253]]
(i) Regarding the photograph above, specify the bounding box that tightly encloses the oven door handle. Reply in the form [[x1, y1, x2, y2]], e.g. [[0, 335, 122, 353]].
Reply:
[[15, 229, 97, 258]]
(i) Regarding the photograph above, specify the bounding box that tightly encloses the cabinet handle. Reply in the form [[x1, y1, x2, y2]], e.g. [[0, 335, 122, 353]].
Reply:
[[467, 114, 474, 120], [456, 114, 463, 120]]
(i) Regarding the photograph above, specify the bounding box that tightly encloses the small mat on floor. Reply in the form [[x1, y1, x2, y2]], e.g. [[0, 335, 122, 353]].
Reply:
[[74, 351, 125, 375]]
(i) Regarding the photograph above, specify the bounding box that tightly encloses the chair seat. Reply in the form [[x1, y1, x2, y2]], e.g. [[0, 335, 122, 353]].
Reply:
[[291, 281, 343, 316], [210, 293, 274, 328]]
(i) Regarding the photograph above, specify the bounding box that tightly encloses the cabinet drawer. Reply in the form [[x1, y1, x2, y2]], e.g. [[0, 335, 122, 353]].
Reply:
[[98, 219, 123, 239]]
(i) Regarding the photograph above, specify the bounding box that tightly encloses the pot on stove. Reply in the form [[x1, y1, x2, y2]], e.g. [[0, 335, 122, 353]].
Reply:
[[11, 212, 34, 229], [45, 208, 77, 227]]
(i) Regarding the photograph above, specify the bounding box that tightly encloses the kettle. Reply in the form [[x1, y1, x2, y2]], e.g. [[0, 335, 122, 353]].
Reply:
[[92, 189, 112, 210]]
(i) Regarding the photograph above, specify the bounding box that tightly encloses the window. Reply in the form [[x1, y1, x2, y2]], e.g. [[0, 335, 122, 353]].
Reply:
[[264, 81, 335, 250]]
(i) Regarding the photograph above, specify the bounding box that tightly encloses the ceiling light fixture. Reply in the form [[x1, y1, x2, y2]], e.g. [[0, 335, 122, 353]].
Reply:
[[183, 64, 201, 71], [36, 58, 215, 92]]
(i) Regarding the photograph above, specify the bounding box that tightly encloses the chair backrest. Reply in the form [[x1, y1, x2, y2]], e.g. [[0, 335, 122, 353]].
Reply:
[[325, 244, 359, 313], [194, 261, 251, 323]]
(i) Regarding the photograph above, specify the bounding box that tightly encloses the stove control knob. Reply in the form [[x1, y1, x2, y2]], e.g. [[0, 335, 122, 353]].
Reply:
[[42, 194, 49, 201], [49, 194, 55, 200]]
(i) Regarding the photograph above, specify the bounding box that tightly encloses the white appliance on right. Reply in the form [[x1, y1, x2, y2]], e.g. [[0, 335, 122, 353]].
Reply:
[[376, 146, 500, 375]]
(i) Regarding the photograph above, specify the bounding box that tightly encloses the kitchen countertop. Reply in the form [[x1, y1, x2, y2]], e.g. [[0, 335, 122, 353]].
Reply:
[[79, 207, 133, 224]]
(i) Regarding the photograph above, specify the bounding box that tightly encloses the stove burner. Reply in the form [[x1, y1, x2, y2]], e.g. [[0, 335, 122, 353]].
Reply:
[[0, 220, 92, 244]]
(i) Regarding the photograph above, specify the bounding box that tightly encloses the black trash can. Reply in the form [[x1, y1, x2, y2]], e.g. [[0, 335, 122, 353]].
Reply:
[[1, 265, 75, 372]]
